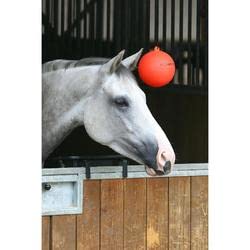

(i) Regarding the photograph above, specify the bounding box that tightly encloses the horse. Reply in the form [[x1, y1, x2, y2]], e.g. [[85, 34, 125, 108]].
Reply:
[[42, 49, 175, 176]]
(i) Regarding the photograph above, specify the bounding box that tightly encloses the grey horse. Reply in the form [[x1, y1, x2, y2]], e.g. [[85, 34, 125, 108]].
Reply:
[[42, 49, 175, 176]]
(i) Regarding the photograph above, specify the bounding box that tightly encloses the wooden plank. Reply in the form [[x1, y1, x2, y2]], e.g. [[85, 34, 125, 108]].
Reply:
[[77, 180, 100, 250], [147, 178, 169, 250], [191, 176, 208, 250], [100, 179, 124, 250], [124, 179, 146, 250], [51, 215, 76, 250], [169, 177, 191, 250], [42, 216, 50, 250]]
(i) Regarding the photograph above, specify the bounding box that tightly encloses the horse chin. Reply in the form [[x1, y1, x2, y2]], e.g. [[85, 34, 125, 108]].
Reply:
[[145, 166, 157, 176]]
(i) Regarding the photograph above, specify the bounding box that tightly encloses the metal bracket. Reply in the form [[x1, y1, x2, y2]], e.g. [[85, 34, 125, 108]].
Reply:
[[42, 168, 84, 216], [122, 159, 128, 178]]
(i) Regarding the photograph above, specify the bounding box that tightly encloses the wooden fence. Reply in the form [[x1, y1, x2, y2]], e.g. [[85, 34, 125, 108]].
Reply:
[[42, 176, 208, 250]]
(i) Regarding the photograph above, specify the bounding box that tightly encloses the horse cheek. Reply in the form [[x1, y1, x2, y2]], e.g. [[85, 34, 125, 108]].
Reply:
[[83, 106, 113, 146]]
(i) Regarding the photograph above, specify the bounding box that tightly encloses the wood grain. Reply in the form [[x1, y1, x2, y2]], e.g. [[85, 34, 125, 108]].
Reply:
[[42, 176, 208, 250], [100, 179, 124, 250], [146, 178, 169, 250], [51, 215, 76, 250], [169, 177, 191, 250], [42, 216, 50, 250], [77, 180, 100, 250], [124, 179, 146, 250], [191, 176, 208, 250]]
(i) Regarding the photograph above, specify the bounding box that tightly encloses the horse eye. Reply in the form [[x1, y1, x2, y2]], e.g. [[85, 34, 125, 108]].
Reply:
[[113, 97, 129, 108]]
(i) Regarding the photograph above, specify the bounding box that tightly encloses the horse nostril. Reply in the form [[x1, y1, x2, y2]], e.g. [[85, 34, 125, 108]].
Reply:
[[163, 161, 171, 174], [162, 151, 167, 160]]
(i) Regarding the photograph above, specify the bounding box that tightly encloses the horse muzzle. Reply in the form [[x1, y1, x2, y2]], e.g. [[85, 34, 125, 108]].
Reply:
[[145, 148, 175, 176], [145, 160, 172, 176]]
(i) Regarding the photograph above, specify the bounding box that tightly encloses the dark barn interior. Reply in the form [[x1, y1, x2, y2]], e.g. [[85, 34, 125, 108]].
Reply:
[[42, 0, 208, 164]]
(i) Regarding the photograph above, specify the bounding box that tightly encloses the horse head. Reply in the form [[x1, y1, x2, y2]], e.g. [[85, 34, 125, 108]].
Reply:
[[82, 49, 175, 176]]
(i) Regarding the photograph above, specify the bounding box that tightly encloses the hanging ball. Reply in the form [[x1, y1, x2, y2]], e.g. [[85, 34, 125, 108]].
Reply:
[[138, 47, 176, 87]]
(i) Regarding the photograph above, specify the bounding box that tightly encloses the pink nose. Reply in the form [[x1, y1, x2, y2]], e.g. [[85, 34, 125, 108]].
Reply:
[[156, 149, 175, 174]]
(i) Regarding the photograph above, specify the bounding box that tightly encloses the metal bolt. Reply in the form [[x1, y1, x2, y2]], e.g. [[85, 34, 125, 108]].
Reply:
[[44, 183, 51, 191]]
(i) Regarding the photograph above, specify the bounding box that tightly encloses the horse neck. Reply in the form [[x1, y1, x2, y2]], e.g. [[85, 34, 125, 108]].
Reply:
[[42, 65, 100, 160]]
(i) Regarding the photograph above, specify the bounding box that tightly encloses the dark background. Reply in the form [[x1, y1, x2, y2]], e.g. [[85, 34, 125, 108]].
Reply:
[[42, 0, 208, 164]]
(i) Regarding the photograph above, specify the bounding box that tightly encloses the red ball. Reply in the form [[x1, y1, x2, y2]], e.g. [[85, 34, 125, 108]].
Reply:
[[138, 47, 175, 87]]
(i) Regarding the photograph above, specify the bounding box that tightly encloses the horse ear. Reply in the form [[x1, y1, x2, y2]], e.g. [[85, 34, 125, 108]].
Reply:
[[122, 48, 143, 71], [100, 50, 125, 74]]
